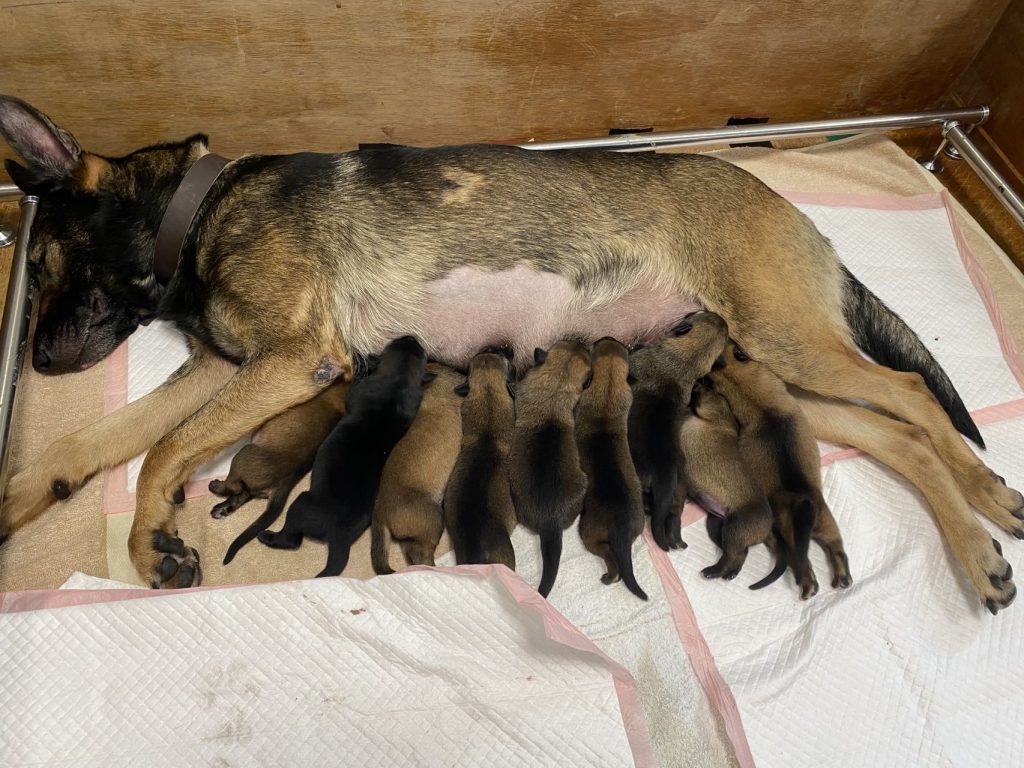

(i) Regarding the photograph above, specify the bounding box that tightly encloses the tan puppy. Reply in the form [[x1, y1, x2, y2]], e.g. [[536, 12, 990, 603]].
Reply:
[[709, 341, 852, 598], [370, 362, 464, 574], [509, 340, 591, 597], [216, 382, 350, 566], [576, 338, 648, 600], [679, 379, 774, 582], [444, 350, 518, 569], [628, 311, 730, 551]]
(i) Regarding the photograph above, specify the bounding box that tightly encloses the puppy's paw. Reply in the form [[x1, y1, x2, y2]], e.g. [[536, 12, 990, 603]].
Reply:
[[798, 570, 819, 600], [138, 530, 203, 589], [600, 571, 621, 586], [829, 550, 853, 589]]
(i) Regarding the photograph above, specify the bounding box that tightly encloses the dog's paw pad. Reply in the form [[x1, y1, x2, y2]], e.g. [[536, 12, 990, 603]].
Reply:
[[700, 566, 721, 580], [149, 533, 202, 589], [600, 572, 619, 586], [210, 498, 237, 519], [833, 574, 853, 589]]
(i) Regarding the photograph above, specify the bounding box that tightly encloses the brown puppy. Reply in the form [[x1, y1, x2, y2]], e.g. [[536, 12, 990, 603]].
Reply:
[[709, 341, 852, 598], [628, 311, 730, 552], [679, 379, 774, 582], [444, 350, 517, 570], [370, 362, 464, 574], [208, 381, 349, 520], [576, 338, 648, 600], [508, 340, 591, 597]]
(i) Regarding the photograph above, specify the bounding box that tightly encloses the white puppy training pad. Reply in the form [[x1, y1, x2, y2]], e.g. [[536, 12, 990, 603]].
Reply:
[[669, 414, 1024, 768], [0, 568, 654, 767]]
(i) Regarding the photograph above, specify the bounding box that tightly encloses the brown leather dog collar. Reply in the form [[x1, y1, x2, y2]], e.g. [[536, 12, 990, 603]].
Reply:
[[153, 153, 229, 285]]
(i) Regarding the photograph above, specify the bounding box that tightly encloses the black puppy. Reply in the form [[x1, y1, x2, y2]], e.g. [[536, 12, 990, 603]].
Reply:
[[254, 336, 432, 577]]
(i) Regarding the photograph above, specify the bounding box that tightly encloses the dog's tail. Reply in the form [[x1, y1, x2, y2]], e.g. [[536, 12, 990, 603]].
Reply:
[[841, 265, 983, 447], [608, 523, 648, 601], [537, 525, 563, 598], [749, 553, 787, 590], [223, 464, 308, 565]]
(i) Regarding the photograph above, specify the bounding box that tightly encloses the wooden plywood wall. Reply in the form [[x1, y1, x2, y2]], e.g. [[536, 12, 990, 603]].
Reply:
[[0, 0, 1012, 164], [950, 0, 1024, 181]]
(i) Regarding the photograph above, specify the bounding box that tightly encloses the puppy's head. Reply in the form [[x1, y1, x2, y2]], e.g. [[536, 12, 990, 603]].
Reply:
[[688, 379, 737, 430], [374, 336, 429, 383], [0, 96, 214, 373], [659, 311, 729, 377], [526, 339, 591, 394], [707, 340, 788, 406], [457, 350, 515, 401], [580, 337, 632, 412]]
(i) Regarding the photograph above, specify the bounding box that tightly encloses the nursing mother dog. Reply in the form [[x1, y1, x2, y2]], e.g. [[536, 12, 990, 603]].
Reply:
[[0, 96, 1019, 611]]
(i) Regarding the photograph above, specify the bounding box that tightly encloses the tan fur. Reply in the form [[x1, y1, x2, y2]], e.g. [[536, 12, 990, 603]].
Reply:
[[576, 339, 647, 598], [74, 153, 110, 192], [208, 380, 350, 515], [679, 381, 773, 582], [444, 352, 517, 569], [709, 342, 851, 597], [371, 363, 464, 573]]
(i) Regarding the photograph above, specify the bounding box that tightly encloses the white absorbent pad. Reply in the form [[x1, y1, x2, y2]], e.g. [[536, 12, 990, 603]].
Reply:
[[0, 567, 655, 767]]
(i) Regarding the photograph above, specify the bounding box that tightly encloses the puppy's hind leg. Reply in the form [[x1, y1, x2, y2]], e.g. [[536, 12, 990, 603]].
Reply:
[[811, 498, 852, 589], [797, 392, 1016, 613]]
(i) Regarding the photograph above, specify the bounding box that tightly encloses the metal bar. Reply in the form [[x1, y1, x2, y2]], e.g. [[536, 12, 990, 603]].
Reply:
[[518, 106, 990, 152], [0, 196, 38, 510], [0, 182, 22, 201], [944, 123, 1024, 229]]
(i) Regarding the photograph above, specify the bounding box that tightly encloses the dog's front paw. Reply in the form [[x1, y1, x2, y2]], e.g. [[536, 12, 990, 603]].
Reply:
[[979, 538, 1016, 615], [131, 529, 203, 589]]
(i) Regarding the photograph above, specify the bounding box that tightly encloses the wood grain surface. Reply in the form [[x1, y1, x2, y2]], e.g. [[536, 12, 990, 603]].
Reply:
[[0, 0, 1011, 164]]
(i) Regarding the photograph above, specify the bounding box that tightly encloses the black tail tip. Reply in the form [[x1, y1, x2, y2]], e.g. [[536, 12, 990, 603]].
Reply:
[[954, 411, 986, 449]]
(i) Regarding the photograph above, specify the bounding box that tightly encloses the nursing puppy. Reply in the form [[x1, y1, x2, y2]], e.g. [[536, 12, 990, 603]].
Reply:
[[576, 338, 648, 600], [679, 379, 773, 581], [709, 341, 852, 598], [508, 340, 591, 597], [444, 350, 517, 569], [370, 362, 463, 574], [210, 381, 349, 521], [219, 382, 349, 565], [254, 336, 431, 577], [628, 311, 730, 552]]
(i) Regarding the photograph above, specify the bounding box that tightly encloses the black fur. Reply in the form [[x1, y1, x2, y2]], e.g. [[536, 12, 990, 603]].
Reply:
[[841, 265, 983, 448], [447, 436, 511, 565], [628, 386, 686, 552], [255, 337, 429, 577]]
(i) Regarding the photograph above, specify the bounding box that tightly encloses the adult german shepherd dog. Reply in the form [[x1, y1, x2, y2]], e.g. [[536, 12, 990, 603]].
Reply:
[[0, 96, 1019, 610]]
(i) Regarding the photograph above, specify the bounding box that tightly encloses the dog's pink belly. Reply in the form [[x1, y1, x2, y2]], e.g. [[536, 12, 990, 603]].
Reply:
[[417, 265, 700, 366]]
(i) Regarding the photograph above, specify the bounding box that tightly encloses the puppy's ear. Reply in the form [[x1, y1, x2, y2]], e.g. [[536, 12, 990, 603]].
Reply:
[[421, 370, 437, 385], [626, 372, 638, 386], [454, 382, 470, 397], [712, 354, 727, 370], [533, 347, 547, 365], [581, 371, 593, 390], [505, 379, 516, 399]]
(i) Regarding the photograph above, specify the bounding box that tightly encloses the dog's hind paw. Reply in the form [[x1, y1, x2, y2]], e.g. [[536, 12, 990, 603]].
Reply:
[[964, 467, 1024, 531], [147, 531, 202, 589]]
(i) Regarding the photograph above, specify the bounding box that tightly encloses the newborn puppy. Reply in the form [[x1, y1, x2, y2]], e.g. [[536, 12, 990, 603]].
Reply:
[[508, 340, 591, 597], [708, 341, 852, 598], [576, 338, 648, 600], [370, 362, 464, 574], [444, 350, 518, 570], [209, 381, 349, 520], [628, 311, 729, 551], [254, 336, 432, 577], [679, 379, 773, 581]]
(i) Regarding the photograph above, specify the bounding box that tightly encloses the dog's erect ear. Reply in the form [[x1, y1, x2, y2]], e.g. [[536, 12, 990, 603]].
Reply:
[[533, 347, 547, 366], [421, 370, 437, 385], [0, 96, 83, 182], [454, 381, 470, 397]]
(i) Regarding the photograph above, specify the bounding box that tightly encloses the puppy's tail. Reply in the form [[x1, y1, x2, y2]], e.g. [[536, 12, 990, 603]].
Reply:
[[608, 524, 648, 601], [537, 525, 564, 598], [749, 554, 787, 590], [841, 265, 983, 448], [370, 511, 395, 575], [223, 464, 308, 565]]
